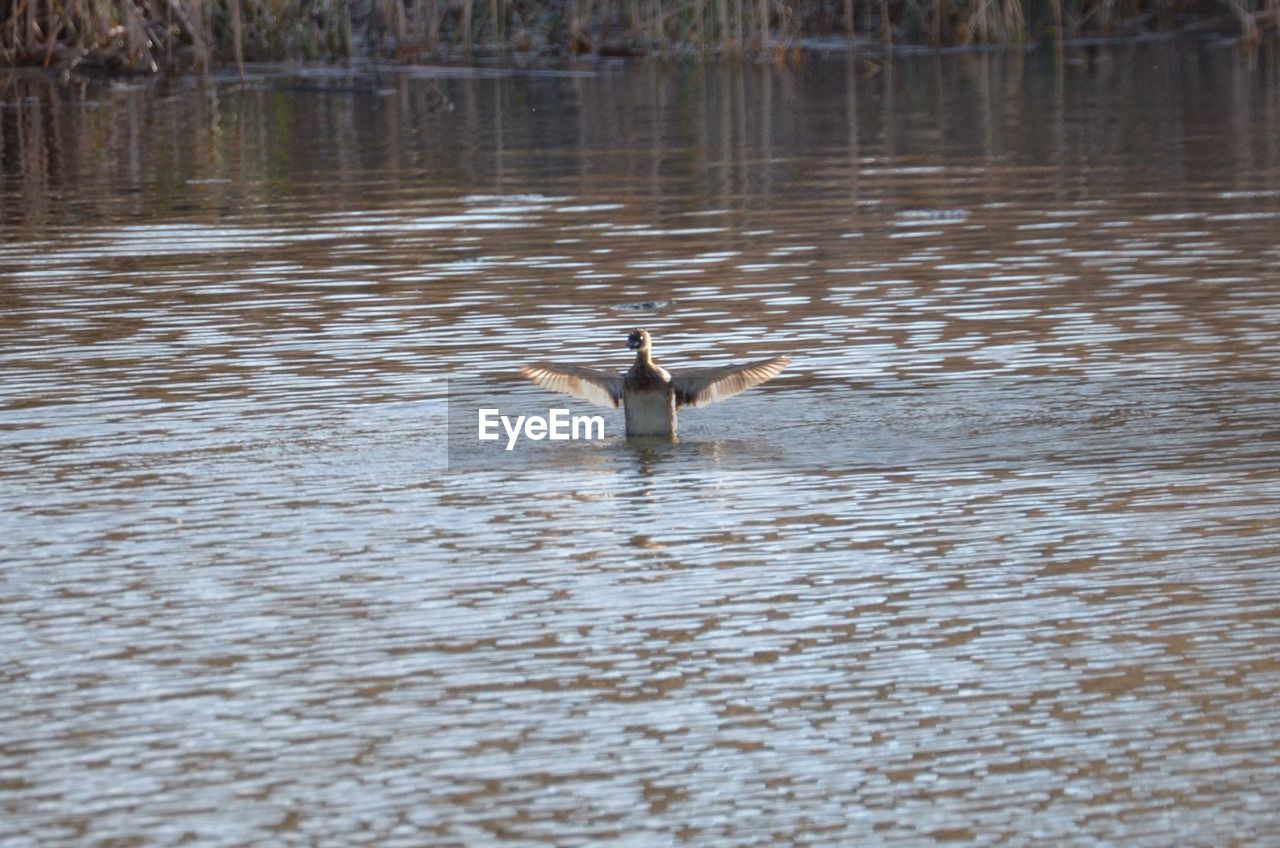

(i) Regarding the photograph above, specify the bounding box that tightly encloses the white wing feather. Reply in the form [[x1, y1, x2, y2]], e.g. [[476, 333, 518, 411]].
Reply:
[[520, 364, 624, 408], [671, 355, 788, 408]]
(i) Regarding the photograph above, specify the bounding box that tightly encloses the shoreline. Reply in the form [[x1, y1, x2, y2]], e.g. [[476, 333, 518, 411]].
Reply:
[[1, 28, 1270, 85]]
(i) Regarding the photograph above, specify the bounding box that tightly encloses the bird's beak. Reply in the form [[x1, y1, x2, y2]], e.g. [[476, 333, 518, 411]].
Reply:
[[627, 337, 640, 350]]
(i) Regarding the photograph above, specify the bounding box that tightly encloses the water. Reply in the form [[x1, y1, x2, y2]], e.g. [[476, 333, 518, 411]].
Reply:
[[3, 45, 1280, 846]]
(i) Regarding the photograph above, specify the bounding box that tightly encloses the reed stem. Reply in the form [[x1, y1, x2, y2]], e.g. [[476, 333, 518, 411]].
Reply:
[[230, 0, 245, 78]]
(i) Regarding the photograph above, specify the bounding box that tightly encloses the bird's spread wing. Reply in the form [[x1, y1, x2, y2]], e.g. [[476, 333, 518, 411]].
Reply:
[[520, 364, 624, 408], [671, 355, 789, 408]]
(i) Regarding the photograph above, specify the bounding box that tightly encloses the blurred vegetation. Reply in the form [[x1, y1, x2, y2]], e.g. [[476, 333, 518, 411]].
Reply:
[[2, 0, 1277, 73]]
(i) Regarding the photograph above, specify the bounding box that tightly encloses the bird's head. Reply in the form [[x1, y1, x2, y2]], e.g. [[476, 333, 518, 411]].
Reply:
[[626, 329, 652, 352]]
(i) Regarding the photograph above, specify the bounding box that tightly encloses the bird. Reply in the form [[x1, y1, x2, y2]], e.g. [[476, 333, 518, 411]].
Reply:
[[519, 329, 788, 437]]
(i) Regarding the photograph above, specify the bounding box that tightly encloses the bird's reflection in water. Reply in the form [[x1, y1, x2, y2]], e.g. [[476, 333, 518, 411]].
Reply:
[[623, 434, 787, 487], [624, 435, 679, 492]]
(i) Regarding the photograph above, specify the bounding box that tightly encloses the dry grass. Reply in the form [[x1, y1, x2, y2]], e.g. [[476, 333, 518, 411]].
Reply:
[[1, 0, 1275, 73]]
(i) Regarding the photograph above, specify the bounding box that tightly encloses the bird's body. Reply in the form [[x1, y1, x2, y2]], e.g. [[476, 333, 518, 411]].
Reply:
[[520, 329, 788, 437], [623, 390, 677, 436]]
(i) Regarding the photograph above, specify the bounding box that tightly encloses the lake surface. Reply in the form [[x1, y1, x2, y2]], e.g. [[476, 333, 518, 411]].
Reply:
[[3, 43, 1280, 846]]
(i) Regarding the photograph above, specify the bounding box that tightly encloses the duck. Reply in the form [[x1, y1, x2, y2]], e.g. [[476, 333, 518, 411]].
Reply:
[[520, 329, 788, 437]]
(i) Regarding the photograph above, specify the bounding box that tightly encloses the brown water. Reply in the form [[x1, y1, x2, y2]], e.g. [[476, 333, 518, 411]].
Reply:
[[3, 45, 1280, 846]]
